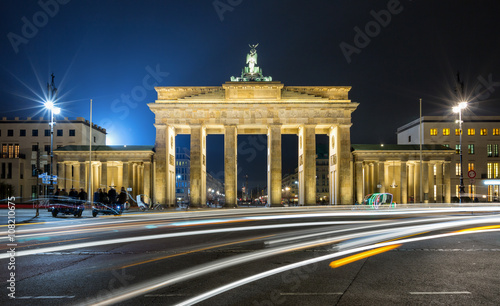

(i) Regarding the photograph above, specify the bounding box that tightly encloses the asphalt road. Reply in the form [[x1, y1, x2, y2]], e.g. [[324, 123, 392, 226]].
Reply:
[[1, 206, 500, 305]]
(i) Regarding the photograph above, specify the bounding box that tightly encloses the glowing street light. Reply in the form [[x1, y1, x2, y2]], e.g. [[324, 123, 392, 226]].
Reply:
[[453, 101, 468, 203], [45, 101, 61, 196]]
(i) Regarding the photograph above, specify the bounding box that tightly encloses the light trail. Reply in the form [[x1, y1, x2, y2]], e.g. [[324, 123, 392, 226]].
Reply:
[[0, 221, 375, 259], [78, 216, 500, 305], [174, 228, 500, 306], [329, 244, 402, 268]]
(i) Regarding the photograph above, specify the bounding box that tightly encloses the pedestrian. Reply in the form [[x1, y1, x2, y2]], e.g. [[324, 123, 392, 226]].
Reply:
[[69, 188, 78, 199], [108, 187, 117, 204], [94, 188, 101, 203], [118, 187, 127, 204], [78, 188, 88, 202]]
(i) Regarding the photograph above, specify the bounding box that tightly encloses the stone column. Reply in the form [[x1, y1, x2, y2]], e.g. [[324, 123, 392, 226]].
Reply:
[[154, 125, 166, 204], [378, 161, 386, 193], [355, 161, 363, 204], [101, 162, 108, 191], [165, 126, 176, 206], [79, 162, 86, 191], [338, 125, 353, 204], [65, 163, 72, 191], [298, 125, 316, 205], [436, 162, 443, 203], [144, 161, 151, 199], [369, 163, 375, 194], [328, 126, 339, 205], [190, 125, 207, 207], [132, 163, 137, 198], [418, 161, 433, 203], [122, 162, 130, 190], [224, 125, 238, 207], [408, 163, 414, 202], [58, 162, 65, 192], [117, 164, 123, 190], [426, 162, 433, 203], [444, 162, 451, 203], [400, 161, 407, 204], [414, 163, 421, 203], [267, 125, 282, 206]]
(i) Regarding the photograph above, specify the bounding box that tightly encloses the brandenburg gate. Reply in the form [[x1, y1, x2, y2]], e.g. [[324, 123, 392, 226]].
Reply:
[[149, 45, 359, 206]]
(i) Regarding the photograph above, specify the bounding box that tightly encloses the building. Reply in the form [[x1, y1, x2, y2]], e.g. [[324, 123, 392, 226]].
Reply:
[[397, 116, 500, 201], [55, 145, 154, 203], [0, 116, 106, 202], [352, 144, 455, 204], [149, 45, 358, 206], [175, 147, 190, 203]]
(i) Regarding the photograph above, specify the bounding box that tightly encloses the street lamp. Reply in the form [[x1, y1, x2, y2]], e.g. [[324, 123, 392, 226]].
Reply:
[[453, 101, 468, 203], [44, 101, 61, 196]]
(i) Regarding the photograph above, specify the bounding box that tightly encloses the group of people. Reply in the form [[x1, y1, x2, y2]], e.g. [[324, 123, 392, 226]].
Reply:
[[54, 187, 88, 201], [93, 187, 128, 205]]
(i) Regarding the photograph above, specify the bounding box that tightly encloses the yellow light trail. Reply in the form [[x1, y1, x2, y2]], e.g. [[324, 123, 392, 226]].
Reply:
[[329, 244, 402, 269], [119, 235, 274, 269], [455, 224, 500, 233]]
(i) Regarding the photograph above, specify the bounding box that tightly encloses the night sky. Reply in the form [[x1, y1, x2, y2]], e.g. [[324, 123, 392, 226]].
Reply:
[[1, 0, 500, 189]]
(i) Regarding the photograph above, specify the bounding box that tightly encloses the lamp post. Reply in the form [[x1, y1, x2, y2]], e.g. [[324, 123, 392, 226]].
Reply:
[[44, 101, 61, 196], [453, 102, 468, 203]]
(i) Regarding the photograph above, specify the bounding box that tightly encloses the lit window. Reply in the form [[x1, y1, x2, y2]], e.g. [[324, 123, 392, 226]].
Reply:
[[487, 144, 493, 157], [468, 163, 475, 171], [487, 163, 493, 178], [456, 163, 461, 176], [480, 128, 488, 136], [495, 144, 499, 157], [430, 128, 437, 136], [468, 128, 475, 136], [468, 144, 474, 154], [443, 128, 450, 136], [468, 185, 476, 200], [455, 144, 460, 154], [493, 128, 500, 136], [455, 129, 461, 136]]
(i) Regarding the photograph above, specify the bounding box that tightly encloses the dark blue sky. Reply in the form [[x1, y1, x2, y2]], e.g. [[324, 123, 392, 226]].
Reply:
[[2, 0, 500, 189]]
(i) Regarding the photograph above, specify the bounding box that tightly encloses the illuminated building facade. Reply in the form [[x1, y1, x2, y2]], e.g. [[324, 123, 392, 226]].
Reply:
[[398, 116, 500, 202], [0, 116, 105, 202]]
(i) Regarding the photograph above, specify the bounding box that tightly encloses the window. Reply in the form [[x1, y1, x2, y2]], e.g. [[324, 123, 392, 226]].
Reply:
[[480, 128, 488, 136], [493, 128, 500, 136], [443, 128, 450, 136], [455, 163, 461, 176], [468, 185, 476, 200], [1, 163, 4, 178], [487, 144, 498, 157], [57, 129, 63, 136], [69, 129, 76, 136], [44, 145, 51, 153], [430, 128, 438, 136], [44, 129, 50, 136], [7, 163, 12, 179], [1, 144, 6, 158], [455, 129, 461, 136], [20, 129, 26, 136], [32, 164, 37, 177], [468, 163, 475, 171], [443, 144, 450, 148], [408, 135, 411, 142], [32, 144, 39, 152], [7, 130, 13, 137], [44, 164, 50, 174], [93, 136, 96, 143], [487, 163, 500, 179], [468, 144, 474, 154], [455, 144, 461, 154], [468, 128, 475, 136], [32, 129, 38, 136]]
